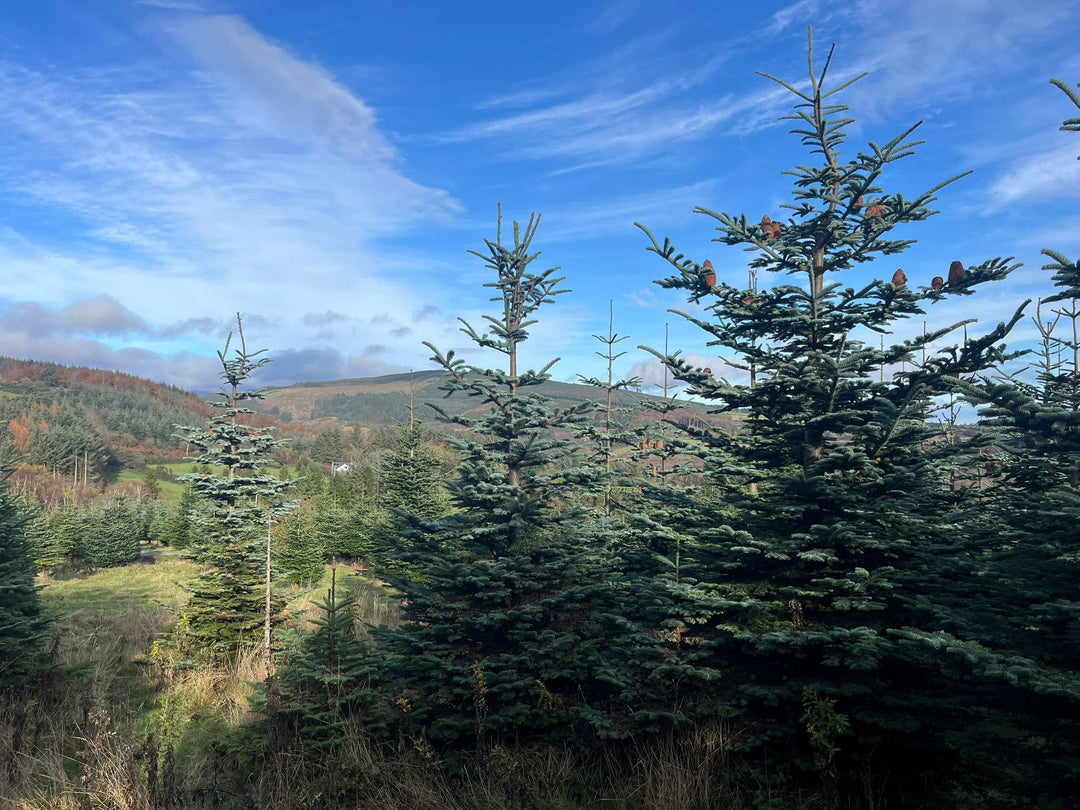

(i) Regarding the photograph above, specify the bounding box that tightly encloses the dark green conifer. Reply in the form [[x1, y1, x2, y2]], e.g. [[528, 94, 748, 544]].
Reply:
[[310, 493, 376, 561], [42, 504, 92, 568], [277, 513, 325, 586], [176, 316, 293, 660], [24, 503, 58, 571], [0, 472, 49, 689], [276, 570, 388, 754], [309, 428, 347, 466], [163, 487, 198, 550], [636, 33, 1024, 802], [379, 413, 449, 522], [380, 209, 647, 752], [85, 496, 140, 568], [954, 77, 1080, 801]]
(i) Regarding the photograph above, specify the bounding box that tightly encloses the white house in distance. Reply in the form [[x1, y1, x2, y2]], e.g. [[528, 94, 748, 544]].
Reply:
[[331, 461, 352, 476]]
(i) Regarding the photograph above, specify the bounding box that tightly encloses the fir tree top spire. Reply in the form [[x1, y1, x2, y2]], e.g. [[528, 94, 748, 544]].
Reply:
[[424, 205, 585, 497], [452, 202, 569, 383]]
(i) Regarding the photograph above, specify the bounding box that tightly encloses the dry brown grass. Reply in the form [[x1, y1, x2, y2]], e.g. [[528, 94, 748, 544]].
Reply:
[[0, 624, 157, 809]]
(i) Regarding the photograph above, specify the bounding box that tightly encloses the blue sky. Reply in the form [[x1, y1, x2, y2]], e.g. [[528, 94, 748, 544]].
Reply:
[[0, 0, 1078, 394]]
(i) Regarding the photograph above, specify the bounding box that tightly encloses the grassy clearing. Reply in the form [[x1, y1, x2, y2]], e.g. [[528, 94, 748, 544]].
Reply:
[[116, 470, 186, 502], [116, 463, 298, 504], [4, 560, 351, 808], [37, 559, 386, 629], [37, 557, 199, 616]]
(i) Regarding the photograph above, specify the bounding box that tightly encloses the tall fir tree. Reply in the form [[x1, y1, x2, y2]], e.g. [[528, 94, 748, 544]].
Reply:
[[955, 76, 1080, 802], [636, 33, 1026, 803], [0, 471, 49, 690], [379, 209, 649, 754], [379, 404, 450, 522], [277, 511, 326, 586], [176, 315, 292, 661]]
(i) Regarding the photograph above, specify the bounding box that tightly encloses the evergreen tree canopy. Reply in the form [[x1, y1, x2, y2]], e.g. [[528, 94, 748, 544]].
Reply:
[[951, 76, 1080, 799], [636, 32, 1030, 802], [0, 471, 49, 690], [380, 210, 649, 752], [85, 496, 141, 568], [379, 419, 448, 521], [176, 316, 293, 659]]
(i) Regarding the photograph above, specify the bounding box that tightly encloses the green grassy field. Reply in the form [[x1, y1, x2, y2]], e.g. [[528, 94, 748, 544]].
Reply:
[[116, 463, 298, 504], [37, 556, 390, 631], [38, 556, 200, 616]]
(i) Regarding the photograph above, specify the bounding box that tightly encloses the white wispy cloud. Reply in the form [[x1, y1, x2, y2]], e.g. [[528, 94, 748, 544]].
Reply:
[[541, 181, 719, 243], [584, 0, 645, 34], [0, 13, 463, 388], [984, 143, 1080, 212], [446, 85, 672, 144], [765, 0, 826, 35], [439, 20, 774, 168], [839, 0, 1078, 115], [445, 82, 788, 166]]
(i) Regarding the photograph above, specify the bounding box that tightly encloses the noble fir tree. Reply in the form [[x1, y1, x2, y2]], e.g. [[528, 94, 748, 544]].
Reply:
[[176, 316, 293, 662], [636, 33, 1025, 804], [163, 486, 199, 550], [379, 397, 450, 522], [955, 76, 1080, 801], [369, 406, 450, 572], [84, 496, 141, 568], [0, 471, 49, 690], [277, 510, 326, 586], [380, 209, 649, 753], [274, 569, 389, 765], [32, 503, 95, 570]]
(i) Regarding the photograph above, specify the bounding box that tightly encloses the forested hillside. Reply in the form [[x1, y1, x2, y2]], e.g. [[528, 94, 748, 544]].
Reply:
[[2, 38, 1079, 810], [0, 356, 212, 466]]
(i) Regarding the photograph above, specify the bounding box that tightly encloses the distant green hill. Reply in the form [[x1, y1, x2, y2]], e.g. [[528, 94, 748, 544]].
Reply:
[[0, 356, 733, 479], [259, 370, 729, 432]]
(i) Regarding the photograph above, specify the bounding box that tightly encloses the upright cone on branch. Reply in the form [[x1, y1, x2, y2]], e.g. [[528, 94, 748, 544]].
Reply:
[[865, 200, 886, 218], [761, 215, 782, 239], [948, 260, 965, 287], [891, 268, 907, 286], [701, 259, 717, 287], [931, 276, 945, 291]]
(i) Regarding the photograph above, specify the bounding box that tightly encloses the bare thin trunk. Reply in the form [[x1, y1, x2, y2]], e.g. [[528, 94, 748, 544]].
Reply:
[[264, 512, 273, 676]]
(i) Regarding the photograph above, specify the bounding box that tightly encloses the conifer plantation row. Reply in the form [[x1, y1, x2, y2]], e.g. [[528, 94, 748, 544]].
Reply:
[[2, 39, 1079, 809]]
